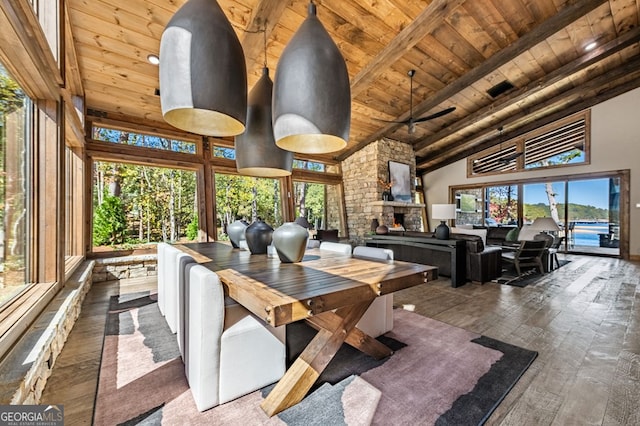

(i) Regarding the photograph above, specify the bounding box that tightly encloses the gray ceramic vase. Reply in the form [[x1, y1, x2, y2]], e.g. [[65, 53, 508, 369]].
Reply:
[[227, 219, 249, 248], [245, 219, 274, 254], [272, 222, 309, 263]]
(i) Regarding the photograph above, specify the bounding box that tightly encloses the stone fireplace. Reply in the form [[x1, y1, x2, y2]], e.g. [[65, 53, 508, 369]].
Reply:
[[341, 138, 426, 245]]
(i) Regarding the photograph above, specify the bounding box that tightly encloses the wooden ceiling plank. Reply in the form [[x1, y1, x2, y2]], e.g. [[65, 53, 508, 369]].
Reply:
[[417, 58, 640, 171], [609, 0, 640, 34], [412, 7, 640, 153], [349, 0, 467, 97], [64, 5, 84, 96], [488, 0, 537, 36], [70, 8, 160, 54], [445, 5, 502, 59], [432, 22, 487, 69], [461, 0, 519, 49], [338, 0, 610, 161], [240, 0, 289, 77]]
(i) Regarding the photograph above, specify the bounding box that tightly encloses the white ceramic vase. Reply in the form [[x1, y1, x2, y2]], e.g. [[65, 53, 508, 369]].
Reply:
[[272, 222, 309, 263]]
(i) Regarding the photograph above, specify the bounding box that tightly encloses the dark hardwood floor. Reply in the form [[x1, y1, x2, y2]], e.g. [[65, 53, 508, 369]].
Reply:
[[41, 254, 640, 425]]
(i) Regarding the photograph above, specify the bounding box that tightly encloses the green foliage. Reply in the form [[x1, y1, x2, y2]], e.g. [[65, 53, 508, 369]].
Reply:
[[523, 202, 608, 222], [186, 212, 198, 240], [0, 71, 24, 116], [93, 195, 127, 246], [93, 162, 197, 247], [214, 174, 282, 237]]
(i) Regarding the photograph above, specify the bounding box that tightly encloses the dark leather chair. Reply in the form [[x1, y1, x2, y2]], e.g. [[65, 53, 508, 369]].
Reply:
[[501, 240, 547, 277], [314, 229, 339, 242]]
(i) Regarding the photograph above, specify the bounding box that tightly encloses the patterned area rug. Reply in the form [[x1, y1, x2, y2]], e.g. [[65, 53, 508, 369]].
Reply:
[[93, 293, 537, 425], [496, 259, 571, 287]]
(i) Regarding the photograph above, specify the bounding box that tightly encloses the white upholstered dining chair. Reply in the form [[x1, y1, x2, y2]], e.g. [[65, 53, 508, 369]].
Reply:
[[185, 264, 286, 412], [319, 241, 352, 254], [352, 246, 395, 337]]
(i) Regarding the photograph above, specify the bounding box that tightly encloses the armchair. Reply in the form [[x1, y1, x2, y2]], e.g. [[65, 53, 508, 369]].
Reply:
[[501, 240, 547, 277]]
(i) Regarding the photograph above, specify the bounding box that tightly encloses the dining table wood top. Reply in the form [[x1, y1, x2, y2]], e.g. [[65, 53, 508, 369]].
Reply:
[[174, 241, 438, 416], [175, 242, 438, 327]]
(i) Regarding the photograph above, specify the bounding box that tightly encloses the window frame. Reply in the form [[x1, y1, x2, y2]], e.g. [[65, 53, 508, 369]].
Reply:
[[467, 111, 591, 177]]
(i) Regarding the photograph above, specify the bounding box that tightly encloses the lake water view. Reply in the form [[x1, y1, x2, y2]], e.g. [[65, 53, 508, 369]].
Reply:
[[570, 222, 610, 247]]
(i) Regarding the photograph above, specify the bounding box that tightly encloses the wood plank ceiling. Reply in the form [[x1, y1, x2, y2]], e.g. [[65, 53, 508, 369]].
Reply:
[[67, 0, 640, 173]]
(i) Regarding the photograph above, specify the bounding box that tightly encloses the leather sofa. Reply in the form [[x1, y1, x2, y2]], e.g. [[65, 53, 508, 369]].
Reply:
[[367, 231, 502, 285]]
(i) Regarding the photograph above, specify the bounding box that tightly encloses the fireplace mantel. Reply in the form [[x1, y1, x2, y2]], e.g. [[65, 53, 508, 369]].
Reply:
[[370, 201, 425, 208]]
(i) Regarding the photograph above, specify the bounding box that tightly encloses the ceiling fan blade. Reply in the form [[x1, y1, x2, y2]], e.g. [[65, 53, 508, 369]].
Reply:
[[412, 106, 456, 123]]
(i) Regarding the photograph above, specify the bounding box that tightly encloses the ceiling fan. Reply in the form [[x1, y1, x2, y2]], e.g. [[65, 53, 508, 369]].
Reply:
[[378, 69, 456, 134]]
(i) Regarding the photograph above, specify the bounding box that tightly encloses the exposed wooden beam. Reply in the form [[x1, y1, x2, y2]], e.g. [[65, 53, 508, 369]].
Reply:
[[337, 0, 609, 161], [413, 26, 640, 154], [0, 0, 62, 100], [240, 0, 289, 73], [349, 0, 466, 98], [417, 61, 640, 172]]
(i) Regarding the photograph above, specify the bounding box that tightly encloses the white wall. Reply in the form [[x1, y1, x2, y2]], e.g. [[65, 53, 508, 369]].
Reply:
[[422, 87, 640, 257]]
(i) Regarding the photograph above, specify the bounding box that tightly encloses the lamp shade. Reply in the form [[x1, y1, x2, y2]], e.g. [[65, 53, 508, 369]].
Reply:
[[273, 2, 350, 154], [235, 68, 293, 177], [159, 0, 247, 136], [432, 204, 456, 220], [530, 217, 561, 232]]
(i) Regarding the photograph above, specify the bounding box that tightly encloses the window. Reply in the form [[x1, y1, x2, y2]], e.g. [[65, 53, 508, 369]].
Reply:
[[293, 181, 326, 229], [485, 185, 518, 226], [92, 161, 198, 248], [214, 174, 282, 240], [451, 171, 626, 257], [92, 125, 197, 154], [293, 159, 326, 172], [212, 145, 236, 159], [468, 111, 589, 176], [0, 63, 30, 307], [524, 118, 586, 169]]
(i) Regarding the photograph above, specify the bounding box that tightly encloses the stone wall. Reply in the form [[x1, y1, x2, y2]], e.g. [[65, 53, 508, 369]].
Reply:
[[92, 254, 157, 282], [342, 138, 424, 245], [0, 261, 94, 404]]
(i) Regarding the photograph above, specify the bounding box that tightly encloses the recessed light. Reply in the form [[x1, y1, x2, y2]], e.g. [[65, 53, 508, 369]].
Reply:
[[147, 54, 160, 65], [585, 42, 597, 51]]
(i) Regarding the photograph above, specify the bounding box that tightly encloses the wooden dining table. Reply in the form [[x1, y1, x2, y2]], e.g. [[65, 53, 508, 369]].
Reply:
[[174, 242, 437, 416]]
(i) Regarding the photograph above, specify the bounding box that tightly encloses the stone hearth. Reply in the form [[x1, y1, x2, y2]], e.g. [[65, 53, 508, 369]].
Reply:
[[342, 139, 426, 245]]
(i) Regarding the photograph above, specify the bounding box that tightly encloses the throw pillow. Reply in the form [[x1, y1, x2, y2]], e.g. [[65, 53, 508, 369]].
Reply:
[[505, 227, 520, 242]]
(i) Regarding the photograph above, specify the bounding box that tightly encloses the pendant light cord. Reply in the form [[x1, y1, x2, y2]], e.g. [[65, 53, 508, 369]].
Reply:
[[263, 22, 268, 68]]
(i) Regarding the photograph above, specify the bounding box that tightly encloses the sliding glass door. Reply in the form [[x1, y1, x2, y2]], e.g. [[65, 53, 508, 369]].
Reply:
[[567, 178, 619, 255]]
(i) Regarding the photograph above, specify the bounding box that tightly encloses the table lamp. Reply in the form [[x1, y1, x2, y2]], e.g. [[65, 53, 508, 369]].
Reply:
[[530, 217, 561, 234], [432, 204, 456, 240], [530, 217, 561, 246]]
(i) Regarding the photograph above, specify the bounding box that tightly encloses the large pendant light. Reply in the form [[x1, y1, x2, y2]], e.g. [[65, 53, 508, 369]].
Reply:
[[235, 66, 293, 177], [273, 1, 350, 154], [235, 29, 292, 177], [159, 0, 247, 136]]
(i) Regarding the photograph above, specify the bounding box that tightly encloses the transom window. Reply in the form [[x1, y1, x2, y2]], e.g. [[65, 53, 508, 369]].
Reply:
[[468, 111, 589, 176], [92, 125, 197, 154]]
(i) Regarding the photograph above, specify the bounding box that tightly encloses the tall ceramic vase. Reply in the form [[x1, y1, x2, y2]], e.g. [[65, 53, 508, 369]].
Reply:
[[244, 218, 274, 254], [227, 219, 249, 248], [272, 222, 309, 263]]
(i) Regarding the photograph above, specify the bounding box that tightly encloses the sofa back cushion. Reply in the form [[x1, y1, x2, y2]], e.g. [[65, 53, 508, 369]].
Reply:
[[505, 227, 520, 242], [448, 233, 484, 253], [450, 227, 487, 246]]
